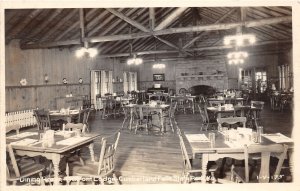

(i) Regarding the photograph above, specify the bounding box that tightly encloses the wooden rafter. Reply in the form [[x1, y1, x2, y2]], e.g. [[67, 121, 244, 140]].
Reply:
[[183, 8, 237, 49], [106, 8, 149, 32], [96, 39, 291, 58], [149, 8, 155, 30], [97, 8, 147, 53], [39, 9, 78, 42], [154, 7, 188, 30], [21, 15, 292, 49], [22, 9, 63, 42], [54, 9, 98, 41], [7, 9, 43, 42]]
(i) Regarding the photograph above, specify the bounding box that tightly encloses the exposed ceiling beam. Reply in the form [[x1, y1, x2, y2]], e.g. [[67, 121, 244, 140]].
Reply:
[[39, 9, 78, 42], [21, 16, 292, 49], [154, 7, 188, 30], [96, 8, 147, 53], [97, 39, 291, 58], [154, 36, 193, 56], [106, 8, 149, 32], [149, 8, 155, 30], [7, 9, 43, 42], [22, 9, 63, 43], [54, 9, 98, 41], [183, 8, 237, 49]]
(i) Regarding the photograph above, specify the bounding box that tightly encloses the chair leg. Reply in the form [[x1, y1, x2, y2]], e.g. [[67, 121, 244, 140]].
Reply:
[[113, 173, 120, 185]]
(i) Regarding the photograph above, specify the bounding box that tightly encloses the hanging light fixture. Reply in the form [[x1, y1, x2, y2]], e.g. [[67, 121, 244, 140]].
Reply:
[[75, 9, 98, 58], [223, 34, 256, 46], [152, 38, 165, 69], [224, 8, 253, 65], [127, 43, 143, 65]]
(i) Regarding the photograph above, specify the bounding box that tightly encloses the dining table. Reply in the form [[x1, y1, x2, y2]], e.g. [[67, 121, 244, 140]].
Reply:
[[124, 103, 170, 132], [206, 105, 251, 119], [184, 130, 293, 183], [6, 130, 101, 185], [207, 97, 246, 105], [170, 95, 196, 114], [49, 109, 81, 123]]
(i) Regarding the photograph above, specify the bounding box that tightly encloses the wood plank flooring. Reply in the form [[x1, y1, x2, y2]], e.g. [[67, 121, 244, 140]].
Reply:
[[18, 103, 293, 184], [79, 104, 293, 184]]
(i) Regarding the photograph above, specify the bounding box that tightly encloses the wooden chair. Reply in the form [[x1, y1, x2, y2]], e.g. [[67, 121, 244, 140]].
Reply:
[[249, 101, 265, 129], [78, 108, 91, 132], [135, 107, 152, 134], [231, 144, 288, 183], [162, 101, 177, 133], [72, 131, 121, 185], [6, 144, 45, 185], [33, 109, 51, 130], [179, 134, 217, 183], [217, 117, 246, 130], [198, 105, 217, 131]]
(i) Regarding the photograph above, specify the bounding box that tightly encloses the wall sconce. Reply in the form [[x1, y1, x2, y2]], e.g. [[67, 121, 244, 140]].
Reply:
[[44, 74, 49, 83]]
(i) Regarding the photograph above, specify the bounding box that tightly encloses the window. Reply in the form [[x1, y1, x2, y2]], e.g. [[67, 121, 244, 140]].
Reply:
[[124, 71, 137, 93], [255, 71, 267, 93], [241, 69, 252, 89]]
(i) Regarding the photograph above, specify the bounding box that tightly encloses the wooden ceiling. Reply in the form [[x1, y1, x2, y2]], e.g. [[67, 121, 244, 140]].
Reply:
[[5, 7, 292, 60]]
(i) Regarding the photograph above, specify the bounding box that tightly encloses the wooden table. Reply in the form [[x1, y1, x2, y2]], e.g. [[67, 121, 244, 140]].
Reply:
[[124, 104, 170, 132], [207, 97, 246, 105], [206, 105, 250, 119], [49, 109, 81, 123], [6, 131, 101, 185], [185, 131, 293, 183]]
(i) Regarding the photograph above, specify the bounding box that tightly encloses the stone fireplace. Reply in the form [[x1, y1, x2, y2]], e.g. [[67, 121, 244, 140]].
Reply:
[[175, 60, 228, 94]]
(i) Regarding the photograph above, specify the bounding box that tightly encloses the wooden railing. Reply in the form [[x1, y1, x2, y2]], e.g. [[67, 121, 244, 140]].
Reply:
[[5, 109, 37, 128]]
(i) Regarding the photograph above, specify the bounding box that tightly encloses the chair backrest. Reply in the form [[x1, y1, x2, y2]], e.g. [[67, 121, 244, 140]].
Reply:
[[6, 124, 21, 135], [82, 108, 91, 124], [243, 144, 288, 183], [198, 105, 208, 124], [169, 101, 178, 118], [97, 131, 121, 176], [217, 117, 246, 130], [251, 101, 264, 110], [7, 144, 21, 178], [178, 134, 192, 171], [33, 109, 51, 130]]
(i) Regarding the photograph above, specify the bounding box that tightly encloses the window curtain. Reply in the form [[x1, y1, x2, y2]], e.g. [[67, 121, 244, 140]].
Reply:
[[90, 71, 96, 106], [129, 72, 133, 91], [278, 65, 290, 90], [123, 72, 128, 94], [108, 70, 113, 93], [134, 72, 137, 91], [100, 70, 106, 96]]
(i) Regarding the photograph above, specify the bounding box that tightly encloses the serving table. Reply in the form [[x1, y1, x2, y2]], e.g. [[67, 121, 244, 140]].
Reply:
[[185, 131, 293, 183], [6, 131, 101, 185]]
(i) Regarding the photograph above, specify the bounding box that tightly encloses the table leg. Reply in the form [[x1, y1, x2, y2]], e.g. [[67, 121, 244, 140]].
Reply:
[[160, 109, 165, 132], [201, 154, 209, 183], [129, 108, 133, 131], [52, 154, 61, 185], [88, 143, 95, 162]]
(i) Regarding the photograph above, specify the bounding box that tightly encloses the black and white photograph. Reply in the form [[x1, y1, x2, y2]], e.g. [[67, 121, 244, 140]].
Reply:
[[1, 0, 299, 191]]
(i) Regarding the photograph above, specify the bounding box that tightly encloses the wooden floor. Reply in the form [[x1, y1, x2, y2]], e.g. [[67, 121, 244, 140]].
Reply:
[[78, 103, 293, 184], [20, 103, 293, 184]]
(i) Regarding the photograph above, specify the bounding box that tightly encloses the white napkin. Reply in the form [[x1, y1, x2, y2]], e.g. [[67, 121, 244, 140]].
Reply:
[[10, 138, 38, 146], [185, 134, 209, 142], [7, 132, 38, 139], [56, 137, 90, 145], [262, 133, 293, 143]]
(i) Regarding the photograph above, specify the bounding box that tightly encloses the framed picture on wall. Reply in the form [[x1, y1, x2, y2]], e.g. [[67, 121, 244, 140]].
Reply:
[[153, 74, 165, 81]]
